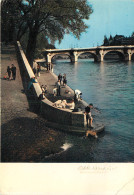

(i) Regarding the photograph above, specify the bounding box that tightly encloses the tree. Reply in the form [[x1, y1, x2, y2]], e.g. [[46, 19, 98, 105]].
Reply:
[[103, 35, 109, 46], [131, 32, 134, 37], [1, 0, 93, 67]]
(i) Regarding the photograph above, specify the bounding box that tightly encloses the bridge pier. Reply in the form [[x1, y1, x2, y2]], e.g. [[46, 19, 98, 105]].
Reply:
[[95, 50, 104, 62], [70, 51, 78, 62], [124, 54, 131, 61], [124, 49, 132, 61], [47, 53, 52, 63], [100, 50, 104, 62]]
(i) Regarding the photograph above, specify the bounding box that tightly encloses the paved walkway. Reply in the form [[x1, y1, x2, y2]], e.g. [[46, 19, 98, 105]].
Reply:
[[1, 44, 65, 162], [1, 45, 37, 124], [38, 69, 74, 101]]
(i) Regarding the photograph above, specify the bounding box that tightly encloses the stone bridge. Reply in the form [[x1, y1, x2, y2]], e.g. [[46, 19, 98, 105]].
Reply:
[[43, 45, 134, 63]]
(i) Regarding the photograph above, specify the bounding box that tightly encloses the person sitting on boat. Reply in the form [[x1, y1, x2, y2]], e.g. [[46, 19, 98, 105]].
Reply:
[[41, 85, 47, 93], [53, 100, 62, 107], [89, 103, 101, 113], [61, 100, 67, 108], [66, 99, 75, 110], [41, 85, 45, 92], [53, 100, 67, 108], [38, 91, 45, 100], [74, 89, 82, 102], [44, 85, 47, 93], [53, 88, 57, 96], [85, 104, 93, 128]]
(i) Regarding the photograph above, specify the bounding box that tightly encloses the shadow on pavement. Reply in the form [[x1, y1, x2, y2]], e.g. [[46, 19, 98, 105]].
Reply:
[[1, 117, 65, 162]]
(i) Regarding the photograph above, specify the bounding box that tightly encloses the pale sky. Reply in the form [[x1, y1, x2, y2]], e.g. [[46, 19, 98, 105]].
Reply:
[[56, 0, 134, 49]]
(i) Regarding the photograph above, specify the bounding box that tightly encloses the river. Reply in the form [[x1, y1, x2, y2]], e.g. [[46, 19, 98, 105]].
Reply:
[[46, 58, 134, 162]]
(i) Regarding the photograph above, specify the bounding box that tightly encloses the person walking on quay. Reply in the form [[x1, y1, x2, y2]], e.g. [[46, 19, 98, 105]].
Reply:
[[11, 64, 16, 80], [56, 80, 61, 96], [47, 63, 51, 71], [33, 67, 37, 75], [85, 104, 93, 128], [41, 85, 47, 94], [33, 60, 38, 76], [7, 66, 11, 80], [37, 64, 41, 77], [28, 77, 37, 90], [51, 63, 53, 72], [58, 73, 62, 84], [63, 73, 67, 86]]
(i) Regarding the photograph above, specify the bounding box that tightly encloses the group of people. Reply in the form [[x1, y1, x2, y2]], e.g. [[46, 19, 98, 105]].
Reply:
[[58, 73, 67, 86], [31, 65, 95, 128], [52, 96, 94, 129], [53, 73, 67, 96], [33, 61, 41, 77], [53, 99, 75, 110], [6, 64, 16, 80]]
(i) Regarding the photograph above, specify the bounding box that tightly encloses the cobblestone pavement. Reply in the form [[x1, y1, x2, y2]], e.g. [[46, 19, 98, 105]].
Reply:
[[1, 44, 65, 162], [1, 45, 37, 124]]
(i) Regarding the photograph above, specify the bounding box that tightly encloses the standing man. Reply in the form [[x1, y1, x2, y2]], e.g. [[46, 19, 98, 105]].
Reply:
[[63, 73, 67, 86], [33, 60, 37, 75], [85, 104, 93, 128], [7, 66, 11, 80], [11, 64, 16, 80], [58, 73, 62, 84], [56, 80, 61, 96], [37, 64, 41, 77]]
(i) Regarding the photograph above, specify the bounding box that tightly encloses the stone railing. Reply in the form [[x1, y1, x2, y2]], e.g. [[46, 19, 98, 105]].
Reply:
[[16, 41, 86, 127]]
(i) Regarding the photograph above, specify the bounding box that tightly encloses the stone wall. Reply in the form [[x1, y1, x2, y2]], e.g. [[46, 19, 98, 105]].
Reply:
[[16, 41, 85, 127]]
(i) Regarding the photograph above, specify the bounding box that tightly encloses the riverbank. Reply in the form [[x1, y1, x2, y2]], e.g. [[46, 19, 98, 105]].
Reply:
[[1, 44, 66, 162]]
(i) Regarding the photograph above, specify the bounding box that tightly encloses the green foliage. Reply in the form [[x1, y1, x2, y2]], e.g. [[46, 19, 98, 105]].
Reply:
[[1, 0, 93, 65], [131, 32, 134, 37], [102, 34, 134, 46], [103, 35, 109, 46]]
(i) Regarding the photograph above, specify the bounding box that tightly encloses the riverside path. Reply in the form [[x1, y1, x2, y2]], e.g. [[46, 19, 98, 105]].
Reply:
[[1, 44, 66, 162]]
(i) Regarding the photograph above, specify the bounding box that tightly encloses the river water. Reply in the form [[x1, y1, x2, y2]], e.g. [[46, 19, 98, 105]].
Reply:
[[47, 59, 134, 162]]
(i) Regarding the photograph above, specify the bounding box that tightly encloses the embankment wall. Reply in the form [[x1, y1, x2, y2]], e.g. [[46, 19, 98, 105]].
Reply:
[[16, 41, 85, 127]]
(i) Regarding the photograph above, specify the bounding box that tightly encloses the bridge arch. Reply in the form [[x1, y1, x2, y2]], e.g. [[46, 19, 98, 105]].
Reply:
[[103, 50, 125, 60], [47, 52, 73, 63], [51, 53, 72, 62], [77, 51, 98, 61]]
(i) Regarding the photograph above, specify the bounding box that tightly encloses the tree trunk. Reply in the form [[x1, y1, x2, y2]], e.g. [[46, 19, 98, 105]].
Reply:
[[26, 30, 38, 67]]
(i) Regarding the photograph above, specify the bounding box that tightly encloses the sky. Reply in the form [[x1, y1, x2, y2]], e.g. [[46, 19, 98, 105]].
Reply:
[[56, 0, 134, 49]]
